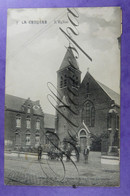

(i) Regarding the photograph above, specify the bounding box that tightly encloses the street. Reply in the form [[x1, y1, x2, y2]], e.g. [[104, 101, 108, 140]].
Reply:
[[4, 151, 119, 187]]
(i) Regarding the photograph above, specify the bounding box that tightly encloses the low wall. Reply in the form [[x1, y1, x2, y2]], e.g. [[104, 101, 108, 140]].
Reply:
[[4, 151, 77, 162], [101, 155, 120, 165]]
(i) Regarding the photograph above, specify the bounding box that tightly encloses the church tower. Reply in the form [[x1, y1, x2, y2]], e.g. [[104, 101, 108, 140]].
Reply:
[[55, 46, 81, 142]]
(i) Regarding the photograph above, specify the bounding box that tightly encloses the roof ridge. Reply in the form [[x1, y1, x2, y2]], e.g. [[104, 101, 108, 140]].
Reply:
[[5, 93, 40, 103], [96, 80, 120, 95], [5, 93, 26, 100], [80, 72, 120, 106], [44, 113, 55, 116], [5, 94, 44, 115]]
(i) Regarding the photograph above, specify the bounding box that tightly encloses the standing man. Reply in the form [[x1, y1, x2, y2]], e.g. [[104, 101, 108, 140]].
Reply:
[[76, 144, 80, 162], [66, 144, 71, 162], [38, 144, 43, 160], [83, 146, 90, 164]]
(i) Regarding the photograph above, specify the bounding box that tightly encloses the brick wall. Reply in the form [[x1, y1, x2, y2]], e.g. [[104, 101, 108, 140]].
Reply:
[[5, 109, 44, 150]]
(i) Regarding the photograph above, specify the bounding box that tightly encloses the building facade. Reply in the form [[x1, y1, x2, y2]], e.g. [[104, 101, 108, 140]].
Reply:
[[5, 94, 55, 151], [55, 46, 120, 154]]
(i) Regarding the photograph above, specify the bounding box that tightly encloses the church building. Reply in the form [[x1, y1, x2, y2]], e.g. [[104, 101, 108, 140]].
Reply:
[[4, 46, 120, 156], [55, 46, 120, 154]]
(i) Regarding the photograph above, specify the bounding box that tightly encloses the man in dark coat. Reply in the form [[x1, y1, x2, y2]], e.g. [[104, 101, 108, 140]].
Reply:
[[83, 146, 90, 164], [38, 144, 43, 160], [76, 144, 80, 162]]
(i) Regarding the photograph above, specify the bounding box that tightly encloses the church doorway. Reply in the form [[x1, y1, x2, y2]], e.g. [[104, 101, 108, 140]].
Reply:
[[79, 129, 87, 152]]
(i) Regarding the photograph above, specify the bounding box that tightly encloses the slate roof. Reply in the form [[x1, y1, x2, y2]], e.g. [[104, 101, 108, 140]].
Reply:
[[59, 46, 79, 70], [80, 72, 120, 106], [5, 94, 43, 116], [44, 113, 55, 129], [97, 81, 120, 106]]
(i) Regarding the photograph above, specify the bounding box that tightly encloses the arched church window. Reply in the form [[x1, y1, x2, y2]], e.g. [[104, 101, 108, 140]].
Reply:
[[86, 103, 91, 125], [82, 101, 95, 127], [91, 107, 95, 127]]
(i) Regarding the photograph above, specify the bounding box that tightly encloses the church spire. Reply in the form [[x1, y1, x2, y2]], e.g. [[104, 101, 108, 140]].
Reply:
[[59, 46, 79, 71]]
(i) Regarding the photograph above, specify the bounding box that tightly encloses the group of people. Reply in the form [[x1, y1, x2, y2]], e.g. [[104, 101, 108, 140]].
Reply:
[[37, 144, 90, 163]]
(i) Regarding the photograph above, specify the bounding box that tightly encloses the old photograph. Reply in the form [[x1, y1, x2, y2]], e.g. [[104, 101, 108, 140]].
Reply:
[[4, 7, 121, 186]]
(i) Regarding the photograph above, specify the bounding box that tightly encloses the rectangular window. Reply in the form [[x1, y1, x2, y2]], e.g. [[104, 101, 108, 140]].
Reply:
[[16, 116, 21, 128], [27, 108, 31, 113], [36, 121, 40, 130], [5, 140, 13, 146], [35, 135, 40, 145], [15, 133, 21, 145], [26, 134, 31, 145], [26, 119, 31, 129]]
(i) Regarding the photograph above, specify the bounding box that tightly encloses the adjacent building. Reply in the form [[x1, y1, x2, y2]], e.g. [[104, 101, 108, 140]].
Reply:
[[4, 94, 55, 151]]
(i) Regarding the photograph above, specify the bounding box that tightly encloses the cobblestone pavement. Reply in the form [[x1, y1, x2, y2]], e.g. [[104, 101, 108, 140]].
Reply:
[[4, 152, 120, 187]]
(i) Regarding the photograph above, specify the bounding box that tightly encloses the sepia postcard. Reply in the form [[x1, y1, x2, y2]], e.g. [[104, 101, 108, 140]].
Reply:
[[4, 7, 121, 187]]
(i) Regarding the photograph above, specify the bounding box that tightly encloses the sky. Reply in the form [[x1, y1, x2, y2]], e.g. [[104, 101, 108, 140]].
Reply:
[[5, 7, 121, 114]]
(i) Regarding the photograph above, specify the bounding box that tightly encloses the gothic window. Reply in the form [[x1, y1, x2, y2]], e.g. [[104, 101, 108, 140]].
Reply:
[[36, 118, 40, 130], [26, 116, 31, 129], [82, 101, 95, 127], [60, 76, 63, 88], [86, 103, 91, 125], [16, 114, 21, 128], [91, 107, 95, 127]]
